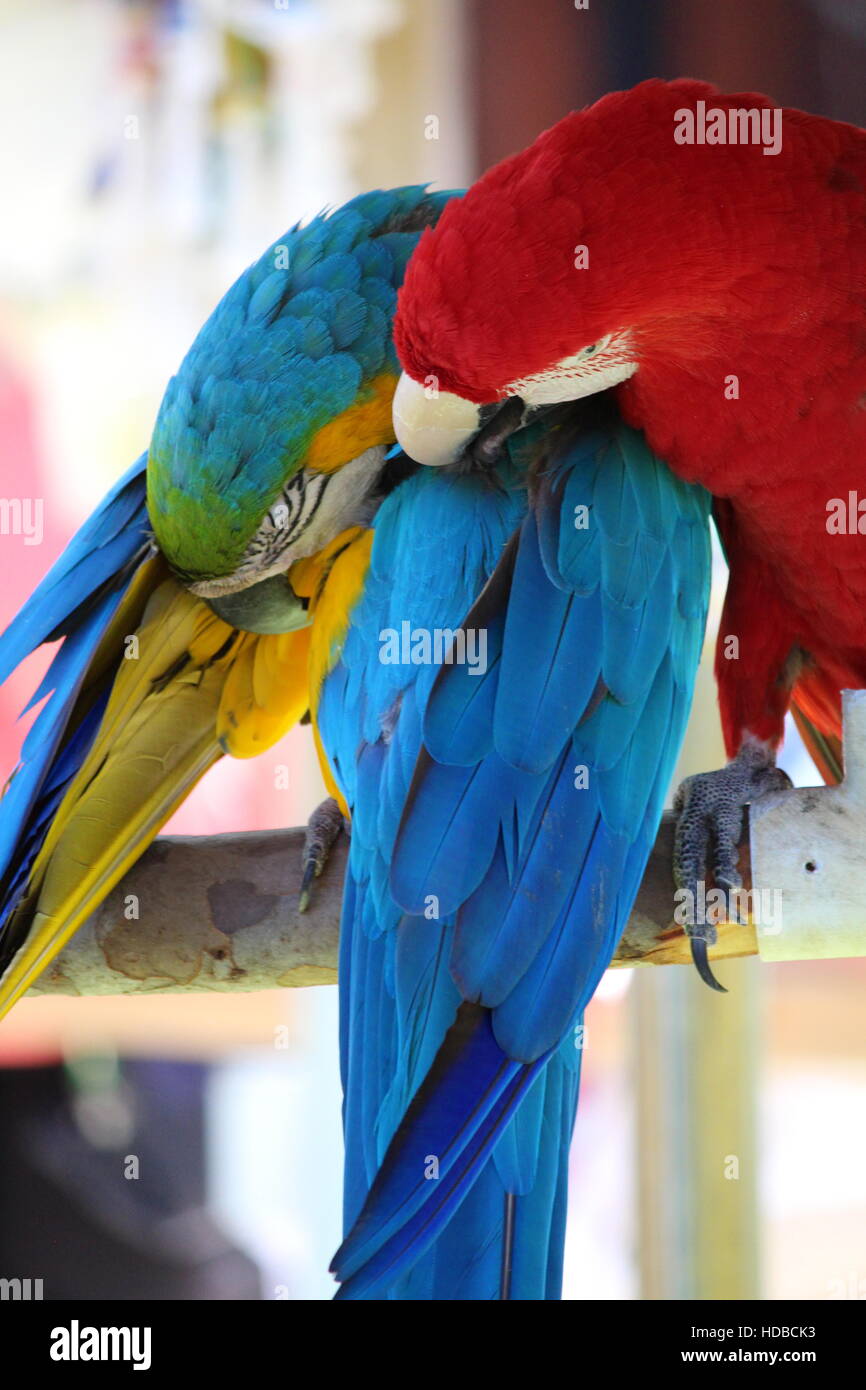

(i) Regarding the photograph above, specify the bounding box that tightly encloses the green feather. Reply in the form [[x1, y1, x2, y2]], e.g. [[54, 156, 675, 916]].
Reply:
[[147, 187, 457, 579]]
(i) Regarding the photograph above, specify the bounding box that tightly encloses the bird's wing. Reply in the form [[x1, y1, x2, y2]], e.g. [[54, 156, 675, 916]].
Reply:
[[327, 405, 712, 1298], [0, 461, 312, 1016], [791, 670, 843, 784]]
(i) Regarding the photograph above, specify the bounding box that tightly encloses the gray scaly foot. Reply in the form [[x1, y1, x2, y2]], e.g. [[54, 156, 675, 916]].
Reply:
[[299, 797, 347, 913], [673, 740, 791, 991]]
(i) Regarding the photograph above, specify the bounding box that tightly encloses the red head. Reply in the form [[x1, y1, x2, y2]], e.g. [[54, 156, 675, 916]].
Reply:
[[393, 78, 866, 480]]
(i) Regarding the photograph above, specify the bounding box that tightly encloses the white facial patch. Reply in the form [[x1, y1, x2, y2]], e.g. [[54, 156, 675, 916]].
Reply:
[[190, 444, 385, 598], [505, 331, 638, 406]]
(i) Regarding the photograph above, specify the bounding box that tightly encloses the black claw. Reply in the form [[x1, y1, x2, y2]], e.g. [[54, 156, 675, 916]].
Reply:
[[298, 859, 317, 914], [299, 797, 345, 912], [689, 935, 728, 993]]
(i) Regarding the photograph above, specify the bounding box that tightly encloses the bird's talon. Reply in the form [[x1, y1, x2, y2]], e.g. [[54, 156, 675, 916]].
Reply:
[[674, 739, 788, 990], [689, 934, 728, 993], [299, 796, 345, 912], [298, 866, 314, 914]]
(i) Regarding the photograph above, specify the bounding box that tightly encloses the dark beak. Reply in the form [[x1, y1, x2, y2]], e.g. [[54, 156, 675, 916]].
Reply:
[[206, 573, 309, 634]]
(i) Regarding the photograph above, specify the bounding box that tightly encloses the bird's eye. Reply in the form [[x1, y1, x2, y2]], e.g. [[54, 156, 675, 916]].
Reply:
[[579, 334, 611, 360]]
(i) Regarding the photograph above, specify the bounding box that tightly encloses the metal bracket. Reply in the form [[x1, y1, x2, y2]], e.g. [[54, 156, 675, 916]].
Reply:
[[750, 689, 866, 962]]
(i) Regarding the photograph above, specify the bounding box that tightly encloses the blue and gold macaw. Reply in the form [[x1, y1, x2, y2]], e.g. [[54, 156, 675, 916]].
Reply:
[[0, 185, 452, 1016], [314, 394, 712, 1299]]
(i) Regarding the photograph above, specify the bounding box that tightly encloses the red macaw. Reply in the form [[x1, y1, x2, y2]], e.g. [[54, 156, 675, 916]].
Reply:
[[392, 76, 865, 984]]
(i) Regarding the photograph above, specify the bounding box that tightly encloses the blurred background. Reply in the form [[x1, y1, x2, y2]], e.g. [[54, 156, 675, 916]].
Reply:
[[0, 0, 864, 1301]]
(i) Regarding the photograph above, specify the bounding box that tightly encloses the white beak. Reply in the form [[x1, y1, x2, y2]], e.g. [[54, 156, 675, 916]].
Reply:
[[392, 371, 482, 468]]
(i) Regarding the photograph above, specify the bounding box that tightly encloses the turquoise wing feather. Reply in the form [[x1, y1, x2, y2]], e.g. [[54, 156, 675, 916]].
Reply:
[[0, 455, 150, 950], [320, 398, 711, 1299], [0, 186, 458, 990]]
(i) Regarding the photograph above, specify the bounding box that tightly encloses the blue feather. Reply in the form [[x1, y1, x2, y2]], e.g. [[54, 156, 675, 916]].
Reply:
[[0, 458, 150, 920], [318, 400, 711, 1298]]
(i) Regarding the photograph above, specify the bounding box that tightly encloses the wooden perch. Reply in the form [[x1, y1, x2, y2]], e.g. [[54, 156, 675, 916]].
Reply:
[[28, 813, 758, 998]]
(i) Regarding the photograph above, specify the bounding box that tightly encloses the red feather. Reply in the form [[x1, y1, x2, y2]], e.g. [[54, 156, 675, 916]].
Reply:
[[395, 78, 866, 759]]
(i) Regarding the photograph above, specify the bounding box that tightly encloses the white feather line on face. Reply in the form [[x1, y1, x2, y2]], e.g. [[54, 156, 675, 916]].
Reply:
[[505, 331, 638, 406], [189, 445, 385, 598]]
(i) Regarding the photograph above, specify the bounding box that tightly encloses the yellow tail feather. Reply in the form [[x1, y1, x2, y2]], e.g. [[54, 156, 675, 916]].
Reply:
[[0, 571, 317, 1018], [0, 521, 378, 1017]]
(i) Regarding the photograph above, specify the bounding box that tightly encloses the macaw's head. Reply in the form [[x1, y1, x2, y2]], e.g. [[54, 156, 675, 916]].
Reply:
[[147, 186, 455, 631], [392, 77, 817, 468]]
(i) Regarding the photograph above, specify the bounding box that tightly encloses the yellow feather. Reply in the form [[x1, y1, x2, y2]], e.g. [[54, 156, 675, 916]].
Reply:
[[303, 372, 397, 475], [289, 526, 373, 812], [0, 522, 370, 1017], [252, 632, 289, 715], [295, 527, 373, 713], [0, 573, 235, 1019], [312, 720, 347, 816], [216, 626, 310, 757]]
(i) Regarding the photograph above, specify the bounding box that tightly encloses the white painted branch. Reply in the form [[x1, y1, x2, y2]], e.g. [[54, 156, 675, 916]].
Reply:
[[751, 689, 866, 962]]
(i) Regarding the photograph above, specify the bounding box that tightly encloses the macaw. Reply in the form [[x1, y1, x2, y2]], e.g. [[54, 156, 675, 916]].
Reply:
[[320, 398, 710, 1297], [0, 169, 713, 1301], [0, 185, 452, 1018], [391, 76, 866, 987]]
